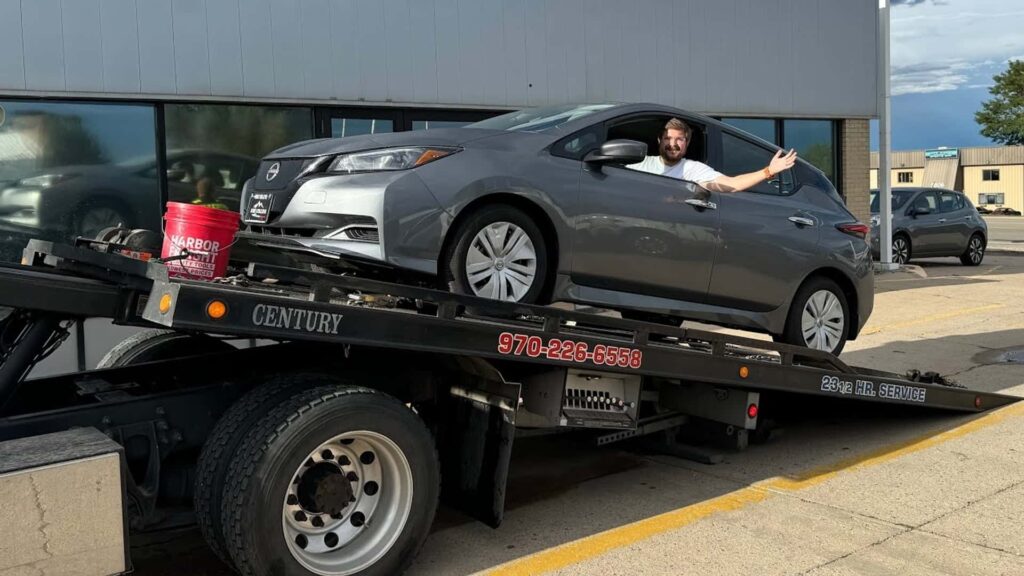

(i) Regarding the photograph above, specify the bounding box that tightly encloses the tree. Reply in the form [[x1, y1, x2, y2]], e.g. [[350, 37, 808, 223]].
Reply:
[[975, 60, 1024, 146]]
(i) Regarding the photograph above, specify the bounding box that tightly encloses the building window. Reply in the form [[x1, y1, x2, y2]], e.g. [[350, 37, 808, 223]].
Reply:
[[782, 120, 835, 184], [164, 104, 313, 211], [898, 171, 913, 183], [0, 100, 158, 262], [720, 118, 777, 145], [330, 117, 393, 137], [983, 169, 1000, 181], [978, 193, 1004, 205]]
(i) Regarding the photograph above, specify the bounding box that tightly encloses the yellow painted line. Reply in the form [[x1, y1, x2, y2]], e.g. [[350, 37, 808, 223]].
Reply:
[[861, 303, 1004, 335], [483, 401, 1024, 576]]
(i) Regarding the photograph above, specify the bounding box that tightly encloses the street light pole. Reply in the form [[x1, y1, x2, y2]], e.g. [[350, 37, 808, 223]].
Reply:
[[878, 0, 895, 268]]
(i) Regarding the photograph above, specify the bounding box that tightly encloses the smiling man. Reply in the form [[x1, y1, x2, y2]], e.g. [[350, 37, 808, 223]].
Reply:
[[628, 118, 798, 193]]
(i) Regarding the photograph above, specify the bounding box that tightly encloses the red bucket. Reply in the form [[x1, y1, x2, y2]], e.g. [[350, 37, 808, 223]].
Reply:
[[161, 202, 240, 280]]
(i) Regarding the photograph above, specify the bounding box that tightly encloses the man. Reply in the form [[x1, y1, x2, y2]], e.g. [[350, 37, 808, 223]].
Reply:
[[628, 118, 797, 193]]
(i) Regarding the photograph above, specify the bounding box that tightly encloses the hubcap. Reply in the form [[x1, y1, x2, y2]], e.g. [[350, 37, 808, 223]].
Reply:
[[801, 290, 845, 353], [892, 238, 909, 264], [970, 238, 984, 263], [283, 431, 413, 575], [466, 222, 537, 301], [79, 208, 125, 239]]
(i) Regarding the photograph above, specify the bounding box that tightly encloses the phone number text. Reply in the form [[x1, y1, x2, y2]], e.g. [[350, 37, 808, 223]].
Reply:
[[497, 332, 643, 369]]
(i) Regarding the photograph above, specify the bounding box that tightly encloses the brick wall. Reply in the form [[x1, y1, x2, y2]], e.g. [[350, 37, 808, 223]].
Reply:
[[841, 119, 871, 224]]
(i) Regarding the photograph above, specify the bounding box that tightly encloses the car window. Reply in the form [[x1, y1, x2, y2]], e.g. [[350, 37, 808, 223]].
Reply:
[[720, 132, 795, 195], [911, 191, 938, 213], [551, 124, 604, 161], [938, 192, 961, 213]]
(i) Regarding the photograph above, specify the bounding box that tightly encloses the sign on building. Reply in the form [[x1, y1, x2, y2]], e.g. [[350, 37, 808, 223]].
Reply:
[[925, 148, 959, 159]]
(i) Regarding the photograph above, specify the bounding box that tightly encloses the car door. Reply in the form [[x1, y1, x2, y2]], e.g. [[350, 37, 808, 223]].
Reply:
[[904, 190, 944, 255], [570, 119, 720, 303], [704, 130, 820, 312], [939, 190, 973, 253]]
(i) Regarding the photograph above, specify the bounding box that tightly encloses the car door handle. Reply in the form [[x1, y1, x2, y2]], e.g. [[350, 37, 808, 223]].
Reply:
[[938, 218, 947, 223], [685, 198, 717, 210], [788, 216, 815, 227]]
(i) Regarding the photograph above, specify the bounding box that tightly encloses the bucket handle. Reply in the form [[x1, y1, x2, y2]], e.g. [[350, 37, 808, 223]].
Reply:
[[158, 210, 241, 281]]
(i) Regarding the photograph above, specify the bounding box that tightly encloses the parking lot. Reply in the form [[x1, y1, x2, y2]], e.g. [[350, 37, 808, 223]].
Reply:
[[129, 252, 1024, 576]]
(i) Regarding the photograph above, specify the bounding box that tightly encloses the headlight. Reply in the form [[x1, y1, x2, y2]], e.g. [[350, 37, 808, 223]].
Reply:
[[326, 147, 459, 174], [17, 174, 73, 188]]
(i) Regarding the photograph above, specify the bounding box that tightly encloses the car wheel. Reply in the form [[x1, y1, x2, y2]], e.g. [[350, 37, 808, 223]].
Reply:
[[960, 234, 985, 266], [445, 204, 548, 304], [892, 234, 911, 265], [781, 277, 849, 356], [74, 201, 131, 239]]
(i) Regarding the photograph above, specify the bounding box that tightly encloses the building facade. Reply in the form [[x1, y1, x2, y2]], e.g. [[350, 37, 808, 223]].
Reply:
[[870, 146, 1024, 212], [0, 0, 880, 374]]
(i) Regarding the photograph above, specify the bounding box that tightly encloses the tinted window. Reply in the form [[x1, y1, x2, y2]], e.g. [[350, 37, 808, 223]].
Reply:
[[912, 191, 938, 212], [551, 124, 604, 161], [0, 100, 157, 262], [720, 132, 794, 195], [165, 104, 312, 212], [411, 120, 470, 130], [783, 119, 835, 184], [330, 117, 392, 137], [938, 191, 962, 213], [870, 189, 916, 212], [720, 118, 776, 144]]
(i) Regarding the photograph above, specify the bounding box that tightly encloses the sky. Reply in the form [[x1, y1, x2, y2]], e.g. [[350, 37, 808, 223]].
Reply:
[[870, 0, 1024, 151]]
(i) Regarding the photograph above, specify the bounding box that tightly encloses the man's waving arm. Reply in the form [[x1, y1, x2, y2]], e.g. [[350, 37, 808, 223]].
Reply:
[[702, 149, 798, 193]]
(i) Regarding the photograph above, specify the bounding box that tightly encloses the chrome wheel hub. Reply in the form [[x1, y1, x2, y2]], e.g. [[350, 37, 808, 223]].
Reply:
[[466, 222, 537, 301], [801, 290, 845, 353]]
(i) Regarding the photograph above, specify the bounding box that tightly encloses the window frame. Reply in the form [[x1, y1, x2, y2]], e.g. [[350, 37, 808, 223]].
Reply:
[[982, 169, 1000, 181], [897, 171, 913, 183], [596, 112, 713, 184]]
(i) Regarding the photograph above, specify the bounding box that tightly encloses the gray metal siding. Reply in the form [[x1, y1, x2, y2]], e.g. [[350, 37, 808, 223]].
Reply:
[[0, 0, 877, 117]]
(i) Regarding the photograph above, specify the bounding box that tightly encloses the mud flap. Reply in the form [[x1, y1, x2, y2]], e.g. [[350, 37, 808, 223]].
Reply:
[[437, 357, 518, 528]]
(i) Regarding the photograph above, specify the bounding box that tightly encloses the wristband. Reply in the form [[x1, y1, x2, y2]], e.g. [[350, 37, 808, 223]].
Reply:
[[763, 166, 773, 179]]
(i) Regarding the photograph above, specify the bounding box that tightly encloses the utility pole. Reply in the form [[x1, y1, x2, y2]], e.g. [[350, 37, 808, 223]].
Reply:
[[878, 0, 895, 269]]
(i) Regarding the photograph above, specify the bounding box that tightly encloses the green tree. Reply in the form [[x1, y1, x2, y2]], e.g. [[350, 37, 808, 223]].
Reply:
[[975, 60, 1024, 146]]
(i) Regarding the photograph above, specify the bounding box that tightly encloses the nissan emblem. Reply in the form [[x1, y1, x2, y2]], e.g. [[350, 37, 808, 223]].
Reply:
[[266, 162, 280, 182]]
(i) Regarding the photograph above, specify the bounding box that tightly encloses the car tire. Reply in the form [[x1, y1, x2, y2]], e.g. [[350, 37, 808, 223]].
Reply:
[[96, 329, 235, 369], [220, 383, 440, 576], [73, 200, 132, 239], [892, 234, 911, 265], [781, 276, 850, 357], [444, 204, 549, 304], [959, 234, 985, 266]]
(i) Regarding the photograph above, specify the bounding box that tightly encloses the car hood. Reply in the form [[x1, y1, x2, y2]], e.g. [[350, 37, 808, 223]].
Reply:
[[265, 128, 511, 159]]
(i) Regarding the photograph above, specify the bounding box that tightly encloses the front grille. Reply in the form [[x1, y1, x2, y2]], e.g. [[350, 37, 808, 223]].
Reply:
[[246, 226, 318, 238], [253, 159, 308, 191]]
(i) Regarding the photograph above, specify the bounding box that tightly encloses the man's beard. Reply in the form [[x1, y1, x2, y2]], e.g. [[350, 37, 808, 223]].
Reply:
[[661, 146, 684, 163]]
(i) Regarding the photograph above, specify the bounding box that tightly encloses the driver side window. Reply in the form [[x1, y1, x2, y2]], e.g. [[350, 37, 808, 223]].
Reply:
[[912, 191, 938, 213]]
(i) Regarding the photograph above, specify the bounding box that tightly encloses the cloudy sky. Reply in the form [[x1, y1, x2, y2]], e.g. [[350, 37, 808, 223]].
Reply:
[[871, 0, 1024, 150]]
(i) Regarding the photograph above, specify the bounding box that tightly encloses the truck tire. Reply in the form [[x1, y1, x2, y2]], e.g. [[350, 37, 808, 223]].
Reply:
[[220, 384, 440, 576], [194, 373, 321, 568], [96, 328, 235, 369]]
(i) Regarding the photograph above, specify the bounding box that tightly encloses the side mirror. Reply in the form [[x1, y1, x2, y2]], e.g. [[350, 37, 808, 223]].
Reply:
[[583, 139, 648, 165]]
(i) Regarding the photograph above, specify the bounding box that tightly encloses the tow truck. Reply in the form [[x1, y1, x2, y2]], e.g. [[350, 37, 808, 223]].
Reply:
[[0, 234, 1015, 576]]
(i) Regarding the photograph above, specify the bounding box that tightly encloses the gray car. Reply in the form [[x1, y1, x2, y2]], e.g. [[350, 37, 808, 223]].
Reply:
[[870, 187, 987, 266], [238, 103, 873, 356]]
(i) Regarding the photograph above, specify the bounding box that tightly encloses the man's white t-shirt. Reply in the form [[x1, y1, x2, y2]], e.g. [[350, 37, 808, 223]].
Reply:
[[626, 156, 723, 183]]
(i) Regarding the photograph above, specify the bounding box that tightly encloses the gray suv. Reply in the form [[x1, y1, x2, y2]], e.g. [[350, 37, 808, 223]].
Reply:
[[870, 187, 987, 266], [238, 103, 874, 356]]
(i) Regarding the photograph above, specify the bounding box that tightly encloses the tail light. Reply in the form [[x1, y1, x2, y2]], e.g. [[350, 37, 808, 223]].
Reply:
[[836, 222, 870, 239]]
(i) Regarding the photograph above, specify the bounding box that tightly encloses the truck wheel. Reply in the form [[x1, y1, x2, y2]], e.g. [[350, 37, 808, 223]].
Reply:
[[220, 385, 440, 576], [194, 374, 320, 568], [96, 328, 234, 368]]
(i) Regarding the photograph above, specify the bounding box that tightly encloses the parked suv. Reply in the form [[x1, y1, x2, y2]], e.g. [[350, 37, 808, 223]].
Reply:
[[870, 187, 987, 266], [238, 103, 874, 356]]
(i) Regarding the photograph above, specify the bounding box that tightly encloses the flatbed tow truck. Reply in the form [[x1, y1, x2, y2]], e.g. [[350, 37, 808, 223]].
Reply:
[[0, 236, 1016, 576]]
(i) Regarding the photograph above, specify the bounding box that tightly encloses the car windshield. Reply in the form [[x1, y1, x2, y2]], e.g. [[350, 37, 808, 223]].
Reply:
[[467, 104, 615, 133], [870, 189, 916, 213]]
